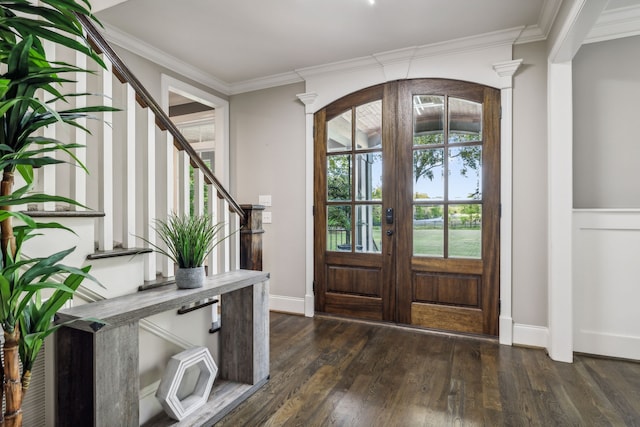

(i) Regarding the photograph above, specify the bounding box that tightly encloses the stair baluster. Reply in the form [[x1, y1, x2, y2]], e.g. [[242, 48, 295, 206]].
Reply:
[[122, 83, 137, 248]]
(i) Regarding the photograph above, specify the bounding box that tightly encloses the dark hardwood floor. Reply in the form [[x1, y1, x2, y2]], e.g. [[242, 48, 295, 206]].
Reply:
[[216, 312, 640, 426]]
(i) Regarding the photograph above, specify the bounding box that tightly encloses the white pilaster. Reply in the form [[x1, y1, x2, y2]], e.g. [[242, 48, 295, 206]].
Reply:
[[297, 92, 318, 318], [547, 61, 574, 363], [546, 0, 608, 363], [493, 59, 522, 346]]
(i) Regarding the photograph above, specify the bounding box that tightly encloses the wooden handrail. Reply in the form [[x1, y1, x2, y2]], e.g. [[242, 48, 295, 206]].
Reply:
[[76, 14, 246, 223]]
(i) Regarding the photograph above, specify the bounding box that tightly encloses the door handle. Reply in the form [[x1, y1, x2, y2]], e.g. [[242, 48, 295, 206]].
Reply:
[[385, 208, 394, 224], [386, 230, 394, 236]]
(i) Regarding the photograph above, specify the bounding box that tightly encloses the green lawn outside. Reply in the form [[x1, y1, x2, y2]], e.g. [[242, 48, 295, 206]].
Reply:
[[330, 226, 481, 258], [413, 228, 481, 258]]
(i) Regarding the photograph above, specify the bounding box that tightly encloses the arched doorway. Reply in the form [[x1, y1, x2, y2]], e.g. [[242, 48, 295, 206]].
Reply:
[[314, 78, 501, 335]]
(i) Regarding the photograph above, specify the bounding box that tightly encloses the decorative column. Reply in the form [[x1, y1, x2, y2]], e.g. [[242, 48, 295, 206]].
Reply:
[[545, 0, 607, 363], [297, 92, 318, 318], [492, 59, 522, 346], [239, 204, 265, 271]]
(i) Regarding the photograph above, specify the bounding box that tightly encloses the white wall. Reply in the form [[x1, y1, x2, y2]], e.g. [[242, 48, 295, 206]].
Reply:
[[572, 35, 640, 359], [512, 41, 549, 329], [230, 83, 308, 312], [573, 35, 640, 208]]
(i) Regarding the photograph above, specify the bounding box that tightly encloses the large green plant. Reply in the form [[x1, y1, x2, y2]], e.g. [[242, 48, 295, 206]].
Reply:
[[0, 1, 112, 426]]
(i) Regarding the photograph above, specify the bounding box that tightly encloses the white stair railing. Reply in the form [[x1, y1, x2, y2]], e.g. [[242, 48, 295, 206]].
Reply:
[[26, 19, 260, 427], [32, 17, 248, 285]]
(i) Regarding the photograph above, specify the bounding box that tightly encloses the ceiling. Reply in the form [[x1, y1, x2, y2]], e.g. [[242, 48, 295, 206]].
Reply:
[[94, 0, 640, 94]]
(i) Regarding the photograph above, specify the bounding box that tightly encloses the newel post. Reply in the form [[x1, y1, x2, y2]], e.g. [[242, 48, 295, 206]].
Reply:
[[239, 205, 265, 271]]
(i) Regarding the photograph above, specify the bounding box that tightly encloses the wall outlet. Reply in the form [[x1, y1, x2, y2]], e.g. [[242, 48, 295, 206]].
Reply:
[[258, 195, 272, 207], [263, 211, 272, 224]]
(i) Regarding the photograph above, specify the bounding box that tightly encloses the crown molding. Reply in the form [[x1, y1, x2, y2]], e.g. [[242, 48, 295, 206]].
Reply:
[[296, 55, 380, 79], [515, 24, 547, 44], [97, 0, 574, 96], [228, 71, 303, 95], [584, 4, 640, 44], [101, 23, 232, 95], [296, 27, 524, 82], [412, 26, 524, 59], [516, 0, 563, 44], [372, 46, 418, 65], [539, 0, 564, 38]]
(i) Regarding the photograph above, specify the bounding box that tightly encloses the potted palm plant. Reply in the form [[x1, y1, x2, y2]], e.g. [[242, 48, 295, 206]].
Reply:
[[144, 214, 230, 289], [0, 1, 112, 426]]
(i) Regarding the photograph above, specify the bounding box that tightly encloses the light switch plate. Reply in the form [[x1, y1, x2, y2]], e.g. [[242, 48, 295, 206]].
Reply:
[[263, 211, 272, 224], [258, 195, 272, 207]]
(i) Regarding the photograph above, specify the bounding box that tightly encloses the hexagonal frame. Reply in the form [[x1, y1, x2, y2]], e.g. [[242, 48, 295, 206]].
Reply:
[[156, 346, 218, 420]]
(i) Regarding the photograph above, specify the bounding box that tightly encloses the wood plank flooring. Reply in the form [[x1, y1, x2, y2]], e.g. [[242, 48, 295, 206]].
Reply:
[[216, 312, 640, 426]]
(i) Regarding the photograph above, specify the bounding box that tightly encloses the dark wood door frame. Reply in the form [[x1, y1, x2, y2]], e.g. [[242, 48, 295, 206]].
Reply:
[[314, 79, 500, 336]]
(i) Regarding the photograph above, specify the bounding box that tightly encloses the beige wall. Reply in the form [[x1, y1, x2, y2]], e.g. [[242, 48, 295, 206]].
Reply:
[[231, 61, 553, 328], [112, 46, 228, 101], [573, 35, 640, 208], [117, 39, 554, 327], [512, 41, 549, 327], [230, 83, 307, 300]]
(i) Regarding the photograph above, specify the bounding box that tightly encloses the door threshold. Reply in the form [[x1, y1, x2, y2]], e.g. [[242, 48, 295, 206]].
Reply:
[[314, 312, 499, 343]]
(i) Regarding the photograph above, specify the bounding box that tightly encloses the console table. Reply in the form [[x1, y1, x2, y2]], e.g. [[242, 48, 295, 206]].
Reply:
[[55, 269, 270, 427]]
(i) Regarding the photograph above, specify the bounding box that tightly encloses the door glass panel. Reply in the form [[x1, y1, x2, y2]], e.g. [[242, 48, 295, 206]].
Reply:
[[413, 95, 444, 145], [327, 205, 352, 251], [356, 152, 382, 201], [413, 205, 444, 257], [449, 97, 482, 143], [449, 146, 482, 201], [327, 110, 352, 152], [355, 101, 382, 150], [356, 205, 382, 253], [327, 155, 351, 201], [413, 148, 444, 200], [449, 204, 481, 258]]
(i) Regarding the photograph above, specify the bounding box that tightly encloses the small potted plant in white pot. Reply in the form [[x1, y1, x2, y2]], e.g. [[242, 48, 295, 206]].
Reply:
[[145, 214, 229, 289]]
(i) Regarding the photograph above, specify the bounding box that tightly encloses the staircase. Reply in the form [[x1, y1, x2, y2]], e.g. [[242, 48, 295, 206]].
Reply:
[[18, 15, 260, 426]]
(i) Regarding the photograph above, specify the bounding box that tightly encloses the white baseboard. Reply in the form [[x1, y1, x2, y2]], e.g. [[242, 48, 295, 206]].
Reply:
[[575, 330, 640, 360], [269, 294, 305, 315], [513, 323, 549, 348], [499, 315, 513, 345], [304, 294, 314, 317]]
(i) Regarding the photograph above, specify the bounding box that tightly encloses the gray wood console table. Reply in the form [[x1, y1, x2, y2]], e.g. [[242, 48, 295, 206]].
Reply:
[[55, 269, 270, 427]]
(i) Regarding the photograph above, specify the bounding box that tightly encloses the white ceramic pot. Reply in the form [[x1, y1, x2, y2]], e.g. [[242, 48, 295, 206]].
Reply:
[[175, 266, 205, 289]]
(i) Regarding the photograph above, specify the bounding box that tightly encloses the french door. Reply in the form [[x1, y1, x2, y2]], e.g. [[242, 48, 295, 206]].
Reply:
[[314, 79, 500, 336]]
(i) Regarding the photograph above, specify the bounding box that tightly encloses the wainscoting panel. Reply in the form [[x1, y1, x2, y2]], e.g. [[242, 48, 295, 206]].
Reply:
[[573, 210, 640, 360]]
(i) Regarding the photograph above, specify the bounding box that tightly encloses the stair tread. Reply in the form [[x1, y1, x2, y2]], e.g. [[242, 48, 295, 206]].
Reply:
[[23, 210, 105, 218], [87, 247, 152, 260], [139, 276, 176, 292]]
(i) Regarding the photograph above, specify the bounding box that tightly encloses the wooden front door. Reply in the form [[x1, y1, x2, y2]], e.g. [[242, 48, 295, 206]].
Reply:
[[314, 79, 501, 335]]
